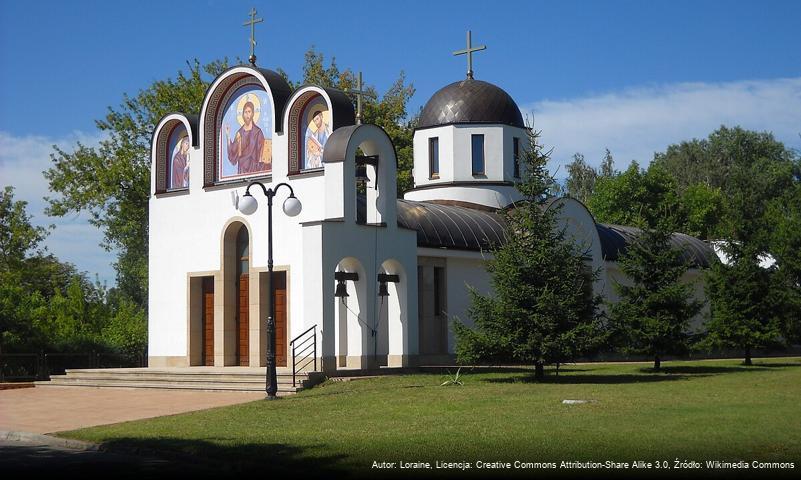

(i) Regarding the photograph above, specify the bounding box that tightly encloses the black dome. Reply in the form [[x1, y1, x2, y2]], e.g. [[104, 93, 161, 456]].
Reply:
[[418, 79, 524, 129]]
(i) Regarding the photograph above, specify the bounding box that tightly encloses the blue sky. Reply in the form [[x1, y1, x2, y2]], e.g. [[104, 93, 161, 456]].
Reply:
[[2, 0, 801, 286]]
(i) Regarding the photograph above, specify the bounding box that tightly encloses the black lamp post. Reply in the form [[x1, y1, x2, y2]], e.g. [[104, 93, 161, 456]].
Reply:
[[237, 181, 302, 399]]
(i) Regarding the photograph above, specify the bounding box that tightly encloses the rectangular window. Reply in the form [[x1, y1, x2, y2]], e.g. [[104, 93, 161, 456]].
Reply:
[[433, 266, 444, 316], [429, 137, 439, 178], [471, 134, 485, 175], [513, 137, 520, 178]]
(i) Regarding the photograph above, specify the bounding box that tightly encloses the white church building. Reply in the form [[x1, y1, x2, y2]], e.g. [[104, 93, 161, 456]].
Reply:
[[148, 63, 714, 374]]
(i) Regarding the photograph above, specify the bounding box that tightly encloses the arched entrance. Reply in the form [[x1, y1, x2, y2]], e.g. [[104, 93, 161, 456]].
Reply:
[[222, 221, 251, 366], [235, 226, 250, 366]]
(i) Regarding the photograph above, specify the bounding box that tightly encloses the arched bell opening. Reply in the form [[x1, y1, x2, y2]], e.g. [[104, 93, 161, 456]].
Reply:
[[377, 259, 407, 367], [333, 257, 369, 369]]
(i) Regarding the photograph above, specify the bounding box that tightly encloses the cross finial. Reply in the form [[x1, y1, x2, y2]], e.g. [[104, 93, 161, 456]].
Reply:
[[243, 7, 264, 66], [347, 71, 376, 125], [453, 30, 486, 80]]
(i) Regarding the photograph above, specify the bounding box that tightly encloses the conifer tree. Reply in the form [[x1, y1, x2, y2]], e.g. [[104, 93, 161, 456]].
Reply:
[[702, 154, 797, 364], [453, 127, 604, 379], [704, 244, 786, 365], [608, 220, 702, 370]]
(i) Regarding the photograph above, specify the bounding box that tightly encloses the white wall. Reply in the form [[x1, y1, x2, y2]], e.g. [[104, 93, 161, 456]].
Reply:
[[404, 184, 523, 208], [602, 262, 709, 330], [148, 155, 329, 358]]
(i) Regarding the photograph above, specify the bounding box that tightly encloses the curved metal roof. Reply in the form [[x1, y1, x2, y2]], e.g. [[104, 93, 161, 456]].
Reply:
[[595, 223, 715, 268], [395, 200, 714, 268], [396, 199, 507, 251], [417, 79, 525, 129]]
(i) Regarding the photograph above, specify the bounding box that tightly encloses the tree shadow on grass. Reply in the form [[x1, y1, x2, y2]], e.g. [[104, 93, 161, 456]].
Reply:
[[419, 366, 536, 375], [752, 362, 801, 368], [484, 373, 697, 384], [99, 437, 349, 478], [641, 365, 769, 375], [641, 363, 801, 375]]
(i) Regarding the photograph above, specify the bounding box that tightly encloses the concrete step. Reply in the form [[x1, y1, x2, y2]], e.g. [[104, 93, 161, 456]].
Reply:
[[36, 380, 301, 394], [42, 375, 314, 388], [60, 372, 314, 384], [34, 368, 325, 394], [63, 367, 314, 376]]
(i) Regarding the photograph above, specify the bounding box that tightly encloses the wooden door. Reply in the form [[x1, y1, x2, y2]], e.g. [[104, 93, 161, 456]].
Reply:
[[238, 273, 249, 366], [273, 272, 287, 367], [202, 277, 214, 366]]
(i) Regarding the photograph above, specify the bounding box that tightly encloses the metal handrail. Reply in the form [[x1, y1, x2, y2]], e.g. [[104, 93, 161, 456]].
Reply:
[[0, 350, 146, 382], [289, 325, 317, 387]]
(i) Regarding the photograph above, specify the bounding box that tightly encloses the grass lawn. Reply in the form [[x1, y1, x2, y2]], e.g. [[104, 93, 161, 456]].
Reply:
[[58, 358, 801, 477]]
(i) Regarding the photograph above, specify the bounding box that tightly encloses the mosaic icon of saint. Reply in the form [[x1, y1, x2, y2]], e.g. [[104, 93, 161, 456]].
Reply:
[[171, 135, 190, 188], [224, 99, 266, 174], [304, 109, 331, 169]]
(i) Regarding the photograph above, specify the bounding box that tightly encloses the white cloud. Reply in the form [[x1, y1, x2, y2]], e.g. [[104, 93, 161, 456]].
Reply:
[[0, 130, 117, 286], [522, 77, 801, 178]]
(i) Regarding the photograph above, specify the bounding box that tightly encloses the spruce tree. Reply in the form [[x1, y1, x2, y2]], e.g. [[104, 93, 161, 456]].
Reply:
[[704, 244, 786, 365], [608, 220, 703, 370], [453, 127, 604, 379]]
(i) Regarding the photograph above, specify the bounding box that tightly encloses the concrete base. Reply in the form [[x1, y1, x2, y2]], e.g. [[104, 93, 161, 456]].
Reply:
[[148, 356, 189, 368]]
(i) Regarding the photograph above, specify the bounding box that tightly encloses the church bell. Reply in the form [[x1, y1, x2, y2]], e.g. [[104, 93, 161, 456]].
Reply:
[[334, 271, 359, 298], [378, 281, 390, 297], [334, 279, 349, 298], [355, 164, 369, 186]]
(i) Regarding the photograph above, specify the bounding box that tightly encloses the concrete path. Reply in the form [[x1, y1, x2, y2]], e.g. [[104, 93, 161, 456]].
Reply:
[[0, 386, 264, 434]]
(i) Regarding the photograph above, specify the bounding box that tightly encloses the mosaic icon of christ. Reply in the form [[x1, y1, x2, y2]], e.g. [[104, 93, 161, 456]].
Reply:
[[223, 93, 271, 176]]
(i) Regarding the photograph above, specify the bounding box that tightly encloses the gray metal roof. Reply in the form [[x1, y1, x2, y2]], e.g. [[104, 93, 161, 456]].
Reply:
[[595, 223, 715, 268], [417, 79, 525, 129], [395, 200, 714, 268], [396, 199, 507, 251]]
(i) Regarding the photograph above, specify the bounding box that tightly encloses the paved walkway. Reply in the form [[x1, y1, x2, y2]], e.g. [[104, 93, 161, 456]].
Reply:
[[0, 386, 264, 434]]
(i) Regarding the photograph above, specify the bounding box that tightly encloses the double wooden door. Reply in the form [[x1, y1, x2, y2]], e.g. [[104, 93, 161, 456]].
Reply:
[[202, 277, 215, 366], [200, 273, 287, 367]]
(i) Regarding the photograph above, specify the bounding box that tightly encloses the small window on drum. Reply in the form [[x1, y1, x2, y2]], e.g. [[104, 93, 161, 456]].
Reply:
[[429, 137, 439, 179], [471, 134, 485, 176]]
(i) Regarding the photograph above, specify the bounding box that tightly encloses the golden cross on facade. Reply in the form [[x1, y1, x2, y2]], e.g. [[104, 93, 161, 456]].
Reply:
[[243, 7, 264, 66], [347, 71, 376, 125], [453, 30, 486, 80]]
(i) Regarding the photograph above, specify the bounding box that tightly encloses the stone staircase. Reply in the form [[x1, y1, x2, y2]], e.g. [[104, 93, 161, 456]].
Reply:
[[35, 367, 325, 395]]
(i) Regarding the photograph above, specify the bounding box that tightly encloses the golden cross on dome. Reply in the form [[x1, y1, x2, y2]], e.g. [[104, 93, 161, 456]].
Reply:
[[453, 30, 486, 80], [347, 71, 376, 125], [243, 7, 264, 66]]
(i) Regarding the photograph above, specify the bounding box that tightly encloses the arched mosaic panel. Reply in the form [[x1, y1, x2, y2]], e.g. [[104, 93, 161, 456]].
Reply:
[[153, 116, 194, 194], [217, 85, 273, 181]]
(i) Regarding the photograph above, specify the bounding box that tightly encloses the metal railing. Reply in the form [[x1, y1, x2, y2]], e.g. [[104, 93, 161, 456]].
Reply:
[[289, 325, 317, 387], [0, 351, 146, 382]]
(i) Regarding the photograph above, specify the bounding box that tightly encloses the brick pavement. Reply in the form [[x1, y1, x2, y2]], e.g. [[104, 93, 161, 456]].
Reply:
[[0, 386, 263, 434]]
